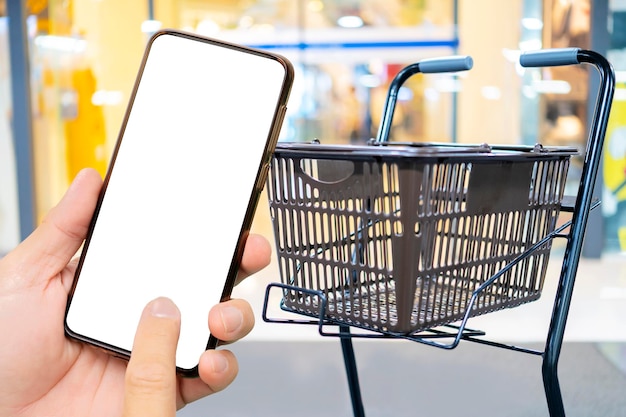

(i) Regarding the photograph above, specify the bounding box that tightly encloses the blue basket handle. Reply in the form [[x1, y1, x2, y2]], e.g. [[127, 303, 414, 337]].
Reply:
[[419, 55, 474, 73], [375, 55, 473, 143], [517, 48, 614, 155], [519, 47, 580, 67]]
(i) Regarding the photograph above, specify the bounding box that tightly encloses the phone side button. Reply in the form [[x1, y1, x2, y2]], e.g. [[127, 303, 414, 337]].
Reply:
[[258, 161, 271, 191], [269, 105, 287, 152]]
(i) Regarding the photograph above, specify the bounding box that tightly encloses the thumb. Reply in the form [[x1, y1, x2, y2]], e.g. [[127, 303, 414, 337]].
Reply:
[[7, 168, 102, 285], [124, 297, 181, 417]]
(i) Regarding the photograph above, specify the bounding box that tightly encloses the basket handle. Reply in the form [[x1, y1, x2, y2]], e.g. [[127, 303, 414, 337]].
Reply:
[[519, 48, 614, 166], [419, 55, 474, 73], [375, 55, 473, 143], [519, 47, 580, 67]]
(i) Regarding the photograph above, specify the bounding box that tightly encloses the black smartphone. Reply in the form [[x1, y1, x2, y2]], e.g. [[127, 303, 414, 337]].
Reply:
[[64, 29, 293, 376]]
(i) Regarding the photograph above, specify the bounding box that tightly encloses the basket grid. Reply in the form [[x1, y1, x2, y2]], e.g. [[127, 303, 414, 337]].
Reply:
[[279, 245, 548, 333], [268, 151, 569, 334]]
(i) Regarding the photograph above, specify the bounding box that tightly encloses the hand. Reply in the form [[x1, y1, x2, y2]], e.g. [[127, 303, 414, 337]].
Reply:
[[0, 168, 271, 417]]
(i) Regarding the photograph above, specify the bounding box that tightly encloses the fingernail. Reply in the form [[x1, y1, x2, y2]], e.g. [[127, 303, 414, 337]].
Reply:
[[211, 354, 229, 374], [220, 306, 243, 335], [149, 297, 180, 319]]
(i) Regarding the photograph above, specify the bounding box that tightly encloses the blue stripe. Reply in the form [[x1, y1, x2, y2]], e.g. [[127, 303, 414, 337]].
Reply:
[[245, 39, 459, 50]]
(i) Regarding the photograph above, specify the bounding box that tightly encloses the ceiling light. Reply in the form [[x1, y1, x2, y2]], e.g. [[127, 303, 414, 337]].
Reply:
[[522, 85, 538, 99], [34, 35, 87, 53], [239, 15, 254, 29], [337, 15, 364, 28], [196, 19, 220, 35], [481, 86, 502, 100], [424, 87, 439, 102], [397, 87, 413, 101], [532, 80, 572, 94], [502, 48, 521, 63], [141, 19, 162, 34], [521, 17, 543, 30], [92, 90, 123, 106], [434, 78, 462, 93], [518, 39, 542, 51], [358, 74, 380, 88]]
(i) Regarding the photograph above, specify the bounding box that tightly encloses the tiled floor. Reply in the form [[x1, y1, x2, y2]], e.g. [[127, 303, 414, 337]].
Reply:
[[178, 340, 626, 417]]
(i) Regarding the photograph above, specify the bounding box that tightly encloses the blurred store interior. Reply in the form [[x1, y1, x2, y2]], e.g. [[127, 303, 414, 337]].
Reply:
[[3, 0, 626, 255], [2, 1, 626, 415], [2, 0, 626, 329]]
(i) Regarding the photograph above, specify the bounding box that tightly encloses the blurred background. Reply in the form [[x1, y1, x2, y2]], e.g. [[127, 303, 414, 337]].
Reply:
[[3, 0, 626, 257], [2, 1, 626, 415]]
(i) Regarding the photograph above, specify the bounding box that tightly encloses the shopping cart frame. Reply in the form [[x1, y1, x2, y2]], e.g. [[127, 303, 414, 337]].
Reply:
[[262, 48, 615, 417]]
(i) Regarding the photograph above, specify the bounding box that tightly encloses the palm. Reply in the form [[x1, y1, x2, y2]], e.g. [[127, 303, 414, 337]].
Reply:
[[0, 252, 230, 417], [0, 259, 127, 417]]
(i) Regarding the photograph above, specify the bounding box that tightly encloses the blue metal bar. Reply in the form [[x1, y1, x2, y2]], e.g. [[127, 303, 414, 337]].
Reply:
[[541, 50, 615, 417], [452, 0, 459, 143], [7, 0, 36, 240], [147, 0, 155, 20], [339, 326, 365, 417], [245, 39, 459, 51]]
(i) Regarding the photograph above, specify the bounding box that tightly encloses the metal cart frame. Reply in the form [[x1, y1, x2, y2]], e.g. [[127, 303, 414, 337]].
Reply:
[[262, 48, 615, 417]]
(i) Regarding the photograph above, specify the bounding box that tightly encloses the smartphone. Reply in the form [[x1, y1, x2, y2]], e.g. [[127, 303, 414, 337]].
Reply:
[[64, 29, 293, 376]]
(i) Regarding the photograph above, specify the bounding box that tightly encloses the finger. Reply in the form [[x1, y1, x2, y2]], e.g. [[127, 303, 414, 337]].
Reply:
[[208, 298, 255, 343], [197, 349, 238, 393], [235, 233, 271, 285], [6, 168, 102, 285], [177, 350, 238, 407], [124, 297, 180, 417], [176, 299, 253, 407]]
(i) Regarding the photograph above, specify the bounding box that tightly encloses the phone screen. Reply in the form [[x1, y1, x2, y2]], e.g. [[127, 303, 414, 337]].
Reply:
[[65, 30, 293, 374]]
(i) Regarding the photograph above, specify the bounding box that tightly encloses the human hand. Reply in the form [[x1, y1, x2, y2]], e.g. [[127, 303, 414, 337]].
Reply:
[[0, 168, 271, 417]]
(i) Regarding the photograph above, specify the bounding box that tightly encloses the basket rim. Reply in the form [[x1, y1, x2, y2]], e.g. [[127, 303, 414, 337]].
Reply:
[[274, 141, 580, 160]]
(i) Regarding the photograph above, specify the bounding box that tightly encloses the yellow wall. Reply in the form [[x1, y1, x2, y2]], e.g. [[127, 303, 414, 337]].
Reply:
[[457, 0, 522, 144], [32, 0, 148, 222], [72, 0, 147, 159]]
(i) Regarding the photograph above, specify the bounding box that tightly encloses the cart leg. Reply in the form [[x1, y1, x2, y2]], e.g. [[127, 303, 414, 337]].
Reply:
[[542, 351, 566, 417], [542, 253, 577, 417], [340, 325, 366, 417]]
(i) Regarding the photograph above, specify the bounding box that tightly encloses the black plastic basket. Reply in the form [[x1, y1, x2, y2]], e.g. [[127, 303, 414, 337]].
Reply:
[[266, 141, 578, 334]]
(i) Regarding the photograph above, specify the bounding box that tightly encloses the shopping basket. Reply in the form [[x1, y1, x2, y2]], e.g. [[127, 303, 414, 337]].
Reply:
[[267, 141, 577, 335], [266, 55, 579, 335]]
